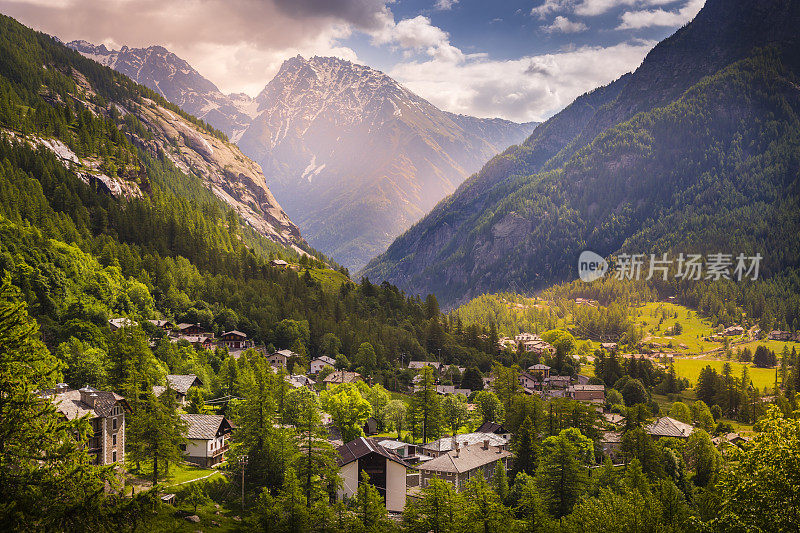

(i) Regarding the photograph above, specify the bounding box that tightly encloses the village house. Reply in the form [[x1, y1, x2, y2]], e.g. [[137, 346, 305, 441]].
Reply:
[[600, 342, 619, 353], [309, 355, 336, 374], [544, 375, 571, 389], [175, 323, 207, 336], [153, 374, 203, 406], [568, 384, 606, 403], [408, 361, 442, 372], [514, 332, 541, 343], [575, 298, 599, 307], [518, 371, 541, 390], [268, 349, 294, 369], [417, 441, 513, 491], [269, 259, 289, 268], [179, 414, 233, 467], [147, 319, 174, 331], [476, 421, 512, 441], [711, 432, 751, 448], [45, 384, 130, 466], [323, 370, 362, 387], [108, 317, 137, 331], [768, 330, 793, 341], [377, 439, 418, 460], [435, 385, 472, 396], [603, 412, 626, 426], [420, 432, 509, 459], [723, 325, 745, 336], [172, 334, 214, 350], [285, 374, 316, 390], [527, 364, 551, 381], [219, 330, 252, 350], [523, 339, 555, 355], [645, 416, 695, 439], [601, 431, 622, 459], [336, 437, 412, 513]]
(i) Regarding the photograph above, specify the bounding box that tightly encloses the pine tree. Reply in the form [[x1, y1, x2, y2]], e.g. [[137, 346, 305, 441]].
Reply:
[[492, 460, 509, 503], [0, 282, 116, 530], [410, 366, 441, 443], [536, 429, 590, 518], [513, 415, 539, 477], [127, 388, 187, 486]]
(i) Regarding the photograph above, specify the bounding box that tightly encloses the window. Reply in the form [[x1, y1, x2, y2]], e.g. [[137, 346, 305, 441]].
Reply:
[[112, 418, 118, 430], [112, 451, 117, 463], [112, 434, 117, 446]]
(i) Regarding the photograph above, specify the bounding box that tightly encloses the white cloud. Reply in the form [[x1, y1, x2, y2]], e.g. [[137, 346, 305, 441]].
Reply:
[[434, 0, 458, 10], [532, 0, 684, 18], [0, 0, 390, 95], [544, 16, 588, 33], [389, 40, 656, 122], [617, 0, 703, 29], [371, 15, 464, 63]]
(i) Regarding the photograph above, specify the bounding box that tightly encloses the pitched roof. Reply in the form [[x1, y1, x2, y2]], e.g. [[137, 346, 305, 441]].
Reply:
[[108, 317, 137, 329], [272, 349, 296, 359], [147, 319, 173, 327], [645, 416, 695, 438], [408, 361, 441, 370], [528, 364, 551, 371], [49, 387, 128, 419], [476, 421, 507, 435], [165, 374, 203, 395], [421, 432, 508, 453], [179, 414, 232, 440], [311, 355, 336, 365], [336, 437, 411, 468], [221, 330, 248, 338], [418, 444, 512, 474], [569, 384, 605, 391], [323, 370, 362, 384]]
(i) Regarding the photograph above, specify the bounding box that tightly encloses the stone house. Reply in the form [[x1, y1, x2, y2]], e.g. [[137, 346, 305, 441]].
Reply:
[[46, 385, 130, 466]]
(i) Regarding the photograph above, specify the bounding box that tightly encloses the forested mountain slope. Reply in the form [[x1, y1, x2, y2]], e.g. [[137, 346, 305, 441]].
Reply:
[[362, 0, 800, 308], [0, 17, 305, 253]]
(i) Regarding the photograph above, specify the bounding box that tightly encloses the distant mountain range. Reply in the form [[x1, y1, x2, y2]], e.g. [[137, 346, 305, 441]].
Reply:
[[67, 41, 257, 142], [362, 0, 800, 307], [66, 43, 537, 270]]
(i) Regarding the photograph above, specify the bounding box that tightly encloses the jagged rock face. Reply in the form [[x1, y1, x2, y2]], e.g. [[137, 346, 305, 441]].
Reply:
[[129, 101, 303, 251], [67, 41, 257, 141], [237, 56, 537, 269]]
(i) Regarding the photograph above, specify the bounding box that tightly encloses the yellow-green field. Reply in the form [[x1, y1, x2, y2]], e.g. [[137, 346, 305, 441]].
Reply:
[[672, 358, 777, 390], [634, 302, 724, 353], [309, 268, 349, 292]]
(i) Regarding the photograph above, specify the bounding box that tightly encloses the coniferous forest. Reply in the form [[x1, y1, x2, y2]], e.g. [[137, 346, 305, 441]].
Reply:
[[2, 2, 800, 532]]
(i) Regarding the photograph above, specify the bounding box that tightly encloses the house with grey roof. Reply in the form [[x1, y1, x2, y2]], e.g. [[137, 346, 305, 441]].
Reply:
[[268, 349, 295, 369], [323, 370, 362, 387], [44, 385, 130, 466], [420, 432, 509, 458], [645, 416, 695, 439], [417, 441, 512, 491], [336, 437, 413, 512], [108, 317, 137, 331], [179, 414, 233, 467], [309, 355, 336, 374], [153, 374, 203, 406]]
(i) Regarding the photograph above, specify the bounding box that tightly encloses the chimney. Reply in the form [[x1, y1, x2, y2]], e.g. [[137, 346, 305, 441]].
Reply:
[[79, 386, 97, 407], [455, 442, 460, 457], [55, 383, 69, 394], [483, 439, 489, 450]]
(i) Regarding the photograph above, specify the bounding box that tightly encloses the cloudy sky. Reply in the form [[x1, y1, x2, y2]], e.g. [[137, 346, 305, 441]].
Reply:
[[0, 0, 704, 122]]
